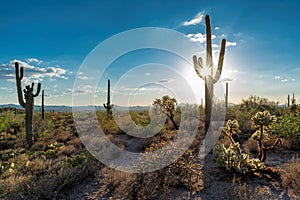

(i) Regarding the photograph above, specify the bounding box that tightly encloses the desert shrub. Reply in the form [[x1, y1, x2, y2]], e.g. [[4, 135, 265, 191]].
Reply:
[[64, 152, 92, 167], [0, 115, 8, 132], [272, 113, 300, 150], [226, 107, 253, 131], [0, 152, 98, 199], [97, 111, 122, 135], [101, 167, 131, 191], [130, 111, 150, 126], [164, 148, 203, 192], [283, 157, 300, 196], [272, 113, 300, 138]]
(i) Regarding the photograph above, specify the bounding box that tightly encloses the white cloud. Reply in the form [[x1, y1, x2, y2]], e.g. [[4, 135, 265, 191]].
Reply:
[[26, 58, 42, 65], [186, 33, 216, 43], [0, 59, 68, 82], [212, 44, 219, 48], [274, 76, 280, 79], [226, 41, 237, 47], [281, 79, 288, 82], [214, 27, 220, 30], [182, 12, 205, 26], [157, 79, 173, 83], [145, 73, 151, 76], [221, 77, 235, 82]]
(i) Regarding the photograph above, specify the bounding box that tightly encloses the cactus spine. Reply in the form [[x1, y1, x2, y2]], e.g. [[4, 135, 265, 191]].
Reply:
[[15, 62, 41, 147], [193, 15, 226, 132], [103, 79, 114, 115], [42, 90, 45, 120]]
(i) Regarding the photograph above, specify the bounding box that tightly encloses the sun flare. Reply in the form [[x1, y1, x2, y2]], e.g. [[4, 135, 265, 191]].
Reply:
[[202, 66, 211, 77]]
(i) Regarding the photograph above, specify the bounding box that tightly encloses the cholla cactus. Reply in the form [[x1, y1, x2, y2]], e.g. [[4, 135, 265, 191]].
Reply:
[[222, 120, 241, 153], [222, 119, 241, 136], [213, 143, 264, 174], [251, 110, 276, 131], [251, 111, 278, 162], [213, 119, 265, 174], [193, 15, 226, 132]]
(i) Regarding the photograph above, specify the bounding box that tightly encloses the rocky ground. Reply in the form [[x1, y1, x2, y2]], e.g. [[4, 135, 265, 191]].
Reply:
[[62, 135, 300, 200]]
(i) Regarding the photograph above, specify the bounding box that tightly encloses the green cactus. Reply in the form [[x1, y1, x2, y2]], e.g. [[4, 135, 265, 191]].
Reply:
[[251, 111, 280, 162], [15, 62, 41, 147], [213, 119, 265, 174], [225, 82, 228, 112], [103, 79, 114, 115], [42, 90, 45, 120], [193, 15, 226, 132], [222, 119, 241, 152]]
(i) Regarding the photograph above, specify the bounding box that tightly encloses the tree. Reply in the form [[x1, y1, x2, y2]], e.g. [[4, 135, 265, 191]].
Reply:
[[153, 95, 178, 130]]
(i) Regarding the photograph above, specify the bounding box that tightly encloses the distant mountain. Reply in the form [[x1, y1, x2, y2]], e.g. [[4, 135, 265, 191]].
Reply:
[[0, 104, 150, 112]]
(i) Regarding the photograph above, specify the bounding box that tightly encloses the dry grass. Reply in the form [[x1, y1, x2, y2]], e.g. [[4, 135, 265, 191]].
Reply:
[[283, 157, 300, 196]]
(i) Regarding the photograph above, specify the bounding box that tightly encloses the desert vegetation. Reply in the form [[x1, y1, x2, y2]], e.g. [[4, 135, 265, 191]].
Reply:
[[1, 96, 300, 199], [0, 14, 299, 200]]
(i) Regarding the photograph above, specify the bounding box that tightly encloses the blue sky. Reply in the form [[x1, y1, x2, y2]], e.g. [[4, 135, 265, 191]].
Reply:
[[0, 0, 300, 106]]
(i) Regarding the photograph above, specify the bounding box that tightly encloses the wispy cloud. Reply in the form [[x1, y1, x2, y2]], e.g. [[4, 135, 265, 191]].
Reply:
[[186, 33, 216, 43], [0, 59, 68, 82], [77, 72, 93, 80], [26, 58, 42, 65], [214, 27, 220, 30], [157, 79, 173, 83], [281, 79, 288, 82], [221, 77, 235, 82], [182, 12, 205, 26], [274, 76, 280, 79], [226, 41, 237, 47]]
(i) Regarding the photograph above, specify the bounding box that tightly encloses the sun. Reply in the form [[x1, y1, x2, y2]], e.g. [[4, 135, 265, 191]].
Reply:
[[201, 66, 211, 78]]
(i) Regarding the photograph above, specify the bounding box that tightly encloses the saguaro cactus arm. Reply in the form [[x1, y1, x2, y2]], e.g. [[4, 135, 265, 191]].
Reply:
[[193, 15, 226, 83], [15, 62, 25, 107], [213, 39, 226, 83], [193, 56, 204, 79], [206, 15, 213, 71], [33, 83, 41, 97]]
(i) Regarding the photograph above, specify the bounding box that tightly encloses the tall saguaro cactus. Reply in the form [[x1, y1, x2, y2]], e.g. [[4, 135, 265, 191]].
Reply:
[[15, 62, 41, 147], [41, 90, 45, 120], [103, 79, 114, 115], [225, 82, 228, 112], [193, 15, 226, 132]]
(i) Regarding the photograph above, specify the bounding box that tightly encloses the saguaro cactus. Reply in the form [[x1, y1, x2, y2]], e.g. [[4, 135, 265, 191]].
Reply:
[[193, 15, 226, 132], [15, 62, 41, 147], [225, 82, 228, 112], [41, 90, 45, 120], [292, 93, 296, 105], [103, 79, 114, 115]]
